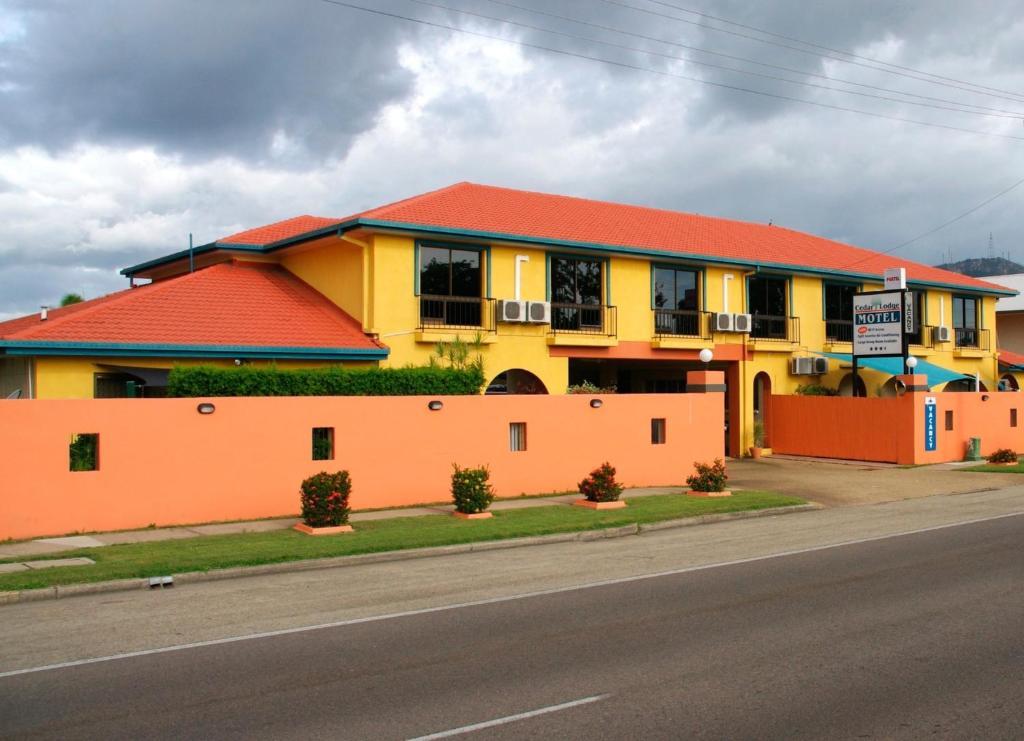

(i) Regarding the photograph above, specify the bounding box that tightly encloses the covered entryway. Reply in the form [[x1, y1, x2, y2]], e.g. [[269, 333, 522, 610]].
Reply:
[[485, 369, 548, 394], [753, 371, 772, 446]]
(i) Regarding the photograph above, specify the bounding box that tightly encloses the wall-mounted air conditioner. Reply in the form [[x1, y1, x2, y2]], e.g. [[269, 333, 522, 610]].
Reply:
[[933, 326, 951, 343], [526, 301, 551, 324], [733, 313, 752, 333], [791, 357, 815, 375], [498, 299, 527, 322], [812, 356, 829, 375], [715, 312, 735, 332]]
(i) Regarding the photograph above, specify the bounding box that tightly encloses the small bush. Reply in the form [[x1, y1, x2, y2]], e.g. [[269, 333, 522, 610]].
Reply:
[[752, 420, 766, 448], [567, 380, 617, 394], [578, 462, 623, 502], [167, 364, 485, 397], [687, 459, 728, 492], [987, 448, 1018, 464], [451, 464, 495, 514], [795, 384, 838, 396], [300, 471, 352, 527]]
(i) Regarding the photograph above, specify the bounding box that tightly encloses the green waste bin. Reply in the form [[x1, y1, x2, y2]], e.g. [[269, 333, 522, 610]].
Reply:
[[966, 437, 982, 462]]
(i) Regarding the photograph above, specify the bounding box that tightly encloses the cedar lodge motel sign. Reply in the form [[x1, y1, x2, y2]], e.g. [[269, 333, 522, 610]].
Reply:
[[852, 268, 937, 452]]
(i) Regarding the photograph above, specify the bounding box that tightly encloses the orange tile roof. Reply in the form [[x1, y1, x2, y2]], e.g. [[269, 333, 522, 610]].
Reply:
[[125, 182, 1013, 295], [0, 262, 385, 355]]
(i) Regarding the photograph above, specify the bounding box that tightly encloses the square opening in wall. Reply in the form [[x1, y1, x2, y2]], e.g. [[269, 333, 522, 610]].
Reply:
[[651, 418, 666, 445], [1012, 409, 1018, 428], [312, 427, 335, 461], [509, 422, 527, 452], [69, 433, 99, 472], [945, 410, 954, 432]]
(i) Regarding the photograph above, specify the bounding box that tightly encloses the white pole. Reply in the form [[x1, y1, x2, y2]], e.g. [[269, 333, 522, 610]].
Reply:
[[514, 255, 529, 301], [723, 274, 733, 313]]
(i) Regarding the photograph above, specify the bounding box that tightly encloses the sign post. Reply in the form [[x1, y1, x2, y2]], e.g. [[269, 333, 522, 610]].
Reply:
[[852, 272, 914, 395]]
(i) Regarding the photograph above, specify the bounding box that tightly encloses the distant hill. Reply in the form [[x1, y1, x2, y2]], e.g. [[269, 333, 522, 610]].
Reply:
[[936, 257, 1024, 277]]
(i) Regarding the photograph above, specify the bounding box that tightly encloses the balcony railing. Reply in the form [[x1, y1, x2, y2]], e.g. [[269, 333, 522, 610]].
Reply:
[[549, 303, 617, 337], [419, 295, 495, 331], [825, 319, 853, 343], [908, 324, 935, 348], [653, 309, 712, 339], [955, 327, 990, 350], [751, 314, 800, 342]]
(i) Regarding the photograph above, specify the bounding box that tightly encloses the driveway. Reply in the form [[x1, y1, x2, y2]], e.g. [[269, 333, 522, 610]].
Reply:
[[727, 455, 1022, 508]]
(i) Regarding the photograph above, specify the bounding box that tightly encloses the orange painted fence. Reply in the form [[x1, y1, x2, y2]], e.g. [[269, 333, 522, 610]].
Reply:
[[0, 389, 724, 540], [769, 375, 1024, 464]]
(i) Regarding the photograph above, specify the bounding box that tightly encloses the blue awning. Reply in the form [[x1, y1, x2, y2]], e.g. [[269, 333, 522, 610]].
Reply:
[[820, 352, 971, 388]]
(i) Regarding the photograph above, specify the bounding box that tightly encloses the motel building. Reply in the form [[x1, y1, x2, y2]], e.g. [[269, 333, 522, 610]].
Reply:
[[0, 182, 1016, 457]]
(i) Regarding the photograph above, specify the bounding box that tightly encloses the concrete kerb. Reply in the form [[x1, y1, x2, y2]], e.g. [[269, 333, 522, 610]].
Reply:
[[0, 503, 821, 606]]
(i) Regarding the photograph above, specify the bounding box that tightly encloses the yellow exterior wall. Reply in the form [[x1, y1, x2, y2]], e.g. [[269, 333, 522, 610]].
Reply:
[[280, 236, 365, 324], [32, 357, 376, 399]]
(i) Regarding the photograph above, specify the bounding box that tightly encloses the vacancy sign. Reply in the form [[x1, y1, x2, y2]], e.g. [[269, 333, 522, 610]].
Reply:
[[853, 291, 906, 356]]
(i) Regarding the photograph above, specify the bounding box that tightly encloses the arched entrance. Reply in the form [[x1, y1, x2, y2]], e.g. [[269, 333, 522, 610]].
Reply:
[[878, 376, 906, 398], [485, 369, 548, 395], [752, 371, 771, 447], [999, 374, 1020, 392], [944, 378, 988, 392], [838, 373, 867, 397]]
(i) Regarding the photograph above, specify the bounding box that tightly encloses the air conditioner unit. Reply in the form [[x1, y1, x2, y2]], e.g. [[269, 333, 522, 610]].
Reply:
[[791, 357, 815, 375], [714, 312, 735, 332], [733, 313, 752, 333], [497, 299, 527, 323], [812, 356, 829, 375], [933, 325, 951, 343], [526, 301, 551, 324]]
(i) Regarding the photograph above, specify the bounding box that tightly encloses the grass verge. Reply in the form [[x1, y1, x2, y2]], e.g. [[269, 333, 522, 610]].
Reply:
[[0, 491, 804, 592], [958, 462, 1024, 473]]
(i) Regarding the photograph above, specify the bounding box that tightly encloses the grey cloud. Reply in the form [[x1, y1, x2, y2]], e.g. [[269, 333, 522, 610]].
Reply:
[[0, 0, 416, 163]]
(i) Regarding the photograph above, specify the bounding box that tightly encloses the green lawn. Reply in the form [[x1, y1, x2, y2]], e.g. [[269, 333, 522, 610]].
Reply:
[[0, 491, 804, 593], [959, 462, 1024, 473]]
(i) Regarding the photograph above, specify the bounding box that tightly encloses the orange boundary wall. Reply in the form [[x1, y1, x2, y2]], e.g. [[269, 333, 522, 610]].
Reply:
[[0, 388, 724, 540], [769, 375, 1024, 464]]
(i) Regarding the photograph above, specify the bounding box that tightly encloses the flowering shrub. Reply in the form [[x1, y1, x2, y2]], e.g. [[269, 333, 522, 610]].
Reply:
[[451, 464, 495, 514], [687, 459, 728, 492], [578, 462, 623, 502], [300, 471, 352, 527], [987, 448, 1018, 464], [567, 380, 617, 394]]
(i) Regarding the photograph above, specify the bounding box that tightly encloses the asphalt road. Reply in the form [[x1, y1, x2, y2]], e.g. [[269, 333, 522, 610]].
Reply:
[[2, 506, 1023, 739]]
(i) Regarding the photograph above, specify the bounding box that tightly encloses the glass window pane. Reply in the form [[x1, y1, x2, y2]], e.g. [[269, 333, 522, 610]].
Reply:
[[450, 249, 480, 297], [766, 279, 786, 316], [420, 247, 450, 296], [964, 298, 977, 328], [551, 258, 576, 303], [953, 298, 964, 328], [677, 270, 697, 309], [577, 260, 602, 305], [654, 268, 674, 309]]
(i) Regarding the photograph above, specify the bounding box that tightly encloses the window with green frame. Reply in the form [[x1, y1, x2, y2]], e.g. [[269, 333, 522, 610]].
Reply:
[[653, 266, 700, 336], [823, 282, 857, 343], [418, 244, 483, 327], [550, 255, 603, 330]]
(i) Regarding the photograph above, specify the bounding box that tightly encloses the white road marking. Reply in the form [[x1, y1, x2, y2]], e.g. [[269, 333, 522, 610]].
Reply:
[[2, 509, 1022, 680], [406, 695, 609, 740]]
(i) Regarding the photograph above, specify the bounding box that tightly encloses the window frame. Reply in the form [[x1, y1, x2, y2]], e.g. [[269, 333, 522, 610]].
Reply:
[[414, 240, 490, 298]]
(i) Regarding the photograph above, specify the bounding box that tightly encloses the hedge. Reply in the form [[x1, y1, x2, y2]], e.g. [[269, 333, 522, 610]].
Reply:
[[167, 365, 486, 397]]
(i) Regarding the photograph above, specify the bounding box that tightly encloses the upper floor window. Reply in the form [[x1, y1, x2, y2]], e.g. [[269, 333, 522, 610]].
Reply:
[[824, 283, 857, 343], [906, 291, 924, 345], [419, 245, 482, 327], [551, 256, 603, 331], [953, 295, 979, 347], [748, 276, 789, 339], [654, 267, 700, 336]]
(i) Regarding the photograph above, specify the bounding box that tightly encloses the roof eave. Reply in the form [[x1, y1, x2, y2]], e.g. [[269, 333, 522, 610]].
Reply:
[[0, 340, 388, 361]]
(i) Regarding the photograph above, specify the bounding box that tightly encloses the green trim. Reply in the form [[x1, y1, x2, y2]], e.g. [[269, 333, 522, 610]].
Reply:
[[0, 340, 389, 361], [121, 216, 1018, 297]]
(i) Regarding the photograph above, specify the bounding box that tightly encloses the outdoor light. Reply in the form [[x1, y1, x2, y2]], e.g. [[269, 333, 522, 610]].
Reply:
[[196, 402, 216, 415], [906, 356, 919, 372], [982, 394, 990, 401], [589, 399, 603, 409], [699, 348, 713, 365], [428, 400, 443, 411]]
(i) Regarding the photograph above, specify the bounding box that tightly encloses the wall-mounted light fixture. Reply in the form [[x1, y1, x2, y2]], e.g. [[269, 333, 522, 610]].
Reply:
[[906, 356, 918, 374], [982, 394, 990, 401], [699, 348, 713, 365], [196, 402, 216, 415], [589, 399, 603, 409], [428, 400, 443, 411]]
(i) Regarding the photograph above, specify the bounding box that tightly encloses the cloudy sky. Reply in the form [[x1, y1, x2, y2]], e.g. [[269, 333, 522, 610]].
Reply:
[[1, 0, 1023, 318]]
